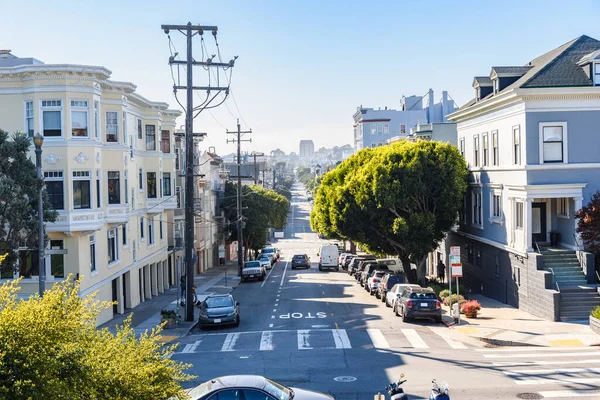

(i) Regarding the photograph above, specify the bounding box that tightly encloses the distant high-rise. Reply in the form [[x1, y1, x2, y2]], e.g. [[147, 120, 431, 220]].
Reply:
[[299, 140, 314, 159]]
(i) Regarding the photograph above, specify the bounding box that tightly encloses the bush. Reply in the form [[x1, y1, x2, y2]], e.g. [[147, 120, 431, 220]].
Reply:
[[461, 300, 482, 314], [592, 306, 600, 319], [443, 294, 465, 306], [427, 283, 445, 295], [439, 289, 450, 299]]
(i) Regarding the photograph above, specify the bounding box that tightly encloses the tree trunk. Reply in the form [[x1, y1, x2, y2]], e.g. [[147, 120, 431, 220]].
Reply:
[[350, 241, 357, 254], [399, 254, 415, 283], [416, 256, 428, 285]]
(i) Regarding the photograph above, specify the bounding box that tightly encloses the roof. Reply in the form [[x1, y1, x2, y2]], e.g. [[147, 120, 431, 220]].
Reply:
[[456, 35, 600, 112], [198, 375, 266, 392], [491, 66, 533, 75], [473, 76, 492, 86]]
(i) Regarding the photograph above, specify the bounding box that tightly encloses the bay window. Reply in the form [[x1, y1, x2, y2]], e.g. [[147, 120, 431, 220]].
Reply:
[[147, 172, 157, 198], [44, 171, 64, 210], [107, 171, 120, 204], [25, 101, 34, 138], [162, 172, 171, 196], [42, 100, 62, 137], [106, 111, 118, 142], [71, 100, 89, 137], [73, 170, 91, 209], [146, 125, 156, 150], [161, 130, 171, 153]]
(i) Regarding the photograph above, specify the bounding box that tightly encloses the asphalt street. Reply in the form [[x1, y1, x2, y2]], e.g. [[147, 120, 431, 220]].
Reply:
[[172, 183, 600, 400]]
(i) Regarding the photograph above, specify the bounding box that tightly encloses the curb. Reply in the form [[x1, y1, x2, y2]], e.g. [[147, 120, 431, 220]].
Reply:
[[474, 336, 542, 347]]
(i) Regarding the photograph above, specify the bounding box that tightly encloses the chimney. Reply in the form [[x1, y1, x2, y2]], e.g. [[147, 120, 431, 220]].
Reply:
[[427, 89, 434, 123], [0, 49, 13, 58], [442, 91, 449, 121], [385, 106, 387, 110]]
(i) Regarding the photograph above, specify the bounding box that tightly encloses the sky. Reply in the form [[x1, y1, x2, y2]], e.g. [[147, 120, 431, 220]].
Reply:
[[2, 0, 600, 155]]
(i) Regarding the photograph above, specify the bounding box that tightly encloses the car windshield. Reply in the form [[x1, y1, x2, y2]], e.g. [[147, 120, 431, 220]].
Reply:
[[388, 276, 404, 284], [262, 248, 275, 254], [186, 380, 212, 398], [292, 255, 304, 259], [244, 261, 261, 268], [374, 272, 386, 277], [205, 297, 233, 308], [258, 255, 269, 260], [263, 378, 291, 400], [409, 292, 436, 299]]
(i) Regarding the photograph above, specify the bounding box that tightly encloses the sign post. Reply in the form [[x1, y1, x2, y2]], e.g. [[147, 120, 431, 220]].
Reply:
[[452, 263, 463, 324], [449, 246, 461, 324]]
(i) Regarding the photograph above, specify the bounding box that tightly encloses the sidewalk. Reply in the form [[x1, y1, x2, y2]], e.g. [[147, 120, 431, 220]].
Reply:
[[99, 261, 241, 343], [439, 294, 600, 347]]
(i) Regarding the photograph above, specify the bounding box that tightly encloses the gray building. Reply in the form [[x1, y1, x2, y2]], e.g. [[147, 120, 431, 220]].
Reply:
[[299, 140, 314, 159], [434, 35, 600, 322]]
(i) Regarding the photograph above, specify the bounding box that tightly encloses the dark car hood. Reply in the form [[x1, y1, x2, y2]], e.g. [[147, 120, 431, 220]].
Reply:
[[206, 306, 234, 316], [290, 387, 334, 399]]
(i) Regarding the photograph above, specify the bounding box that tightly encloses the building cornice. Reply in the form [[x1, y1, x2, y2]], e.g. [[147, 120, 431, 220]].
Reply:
[[0, 64, 111, 80]]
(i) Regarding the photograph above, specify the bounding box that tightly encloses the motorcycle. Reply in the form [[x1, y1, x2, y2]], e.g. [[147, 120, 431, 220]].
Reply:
[[429, 379, 450, 400], [384, 374, 408, 400]]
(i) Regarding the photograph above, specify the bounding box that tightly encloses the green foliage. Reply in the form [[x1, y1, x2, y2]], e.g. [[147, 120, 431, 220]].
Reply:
[[276, 187, 292, 202], [443, 294, 466, 306], [223, 182, 290, 252], [311, 141, 468, 281], [0, 277, 193, 399], [0, 130, 58, 276], [576, 190, 600, 266], [592, 306, 600, 319], [438, 289, 450, 299]]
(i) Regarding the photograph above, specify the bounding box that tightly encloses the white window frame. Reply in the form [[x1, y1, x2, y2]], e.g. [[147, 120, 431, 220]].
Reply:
[[383, 123, 389, 134], [90, 235, 97, 273], [492, 130, 499, 166], [515, 201, 524, 230], [489, 188, 503, 224], [72, 170, 91, 210], [148, 216, 155, 246], [25, 100, 34, 138], [400, 124, 406, 134], [482, 132, 489, 167], [595, 63, 600, 86], [106, 111, 119, 143], [557, 197, 570, 218], [70, 100, 89, 139], [512, 125, 521, 165], [160, 215, 164, 241], [370, 124, 376, 135], [107, 228, 119, 265], [44, 170, 65, 211], [473, 134, 480, 167], [539, 122, 568, 164], [459, 138, 465, 158], [107, 171, 121, 205], [123, 112, 127, 145], [122, 222, 128, 248], [140, 216, 145, 240], [95, 170, 102, 209], [139, 168, 144, 191], [162, 172, 171, 197], [40, 100, 63, 138], [471, 187, 483, 228], [493, 79, 499, 93], [94, 101, 100, 139]]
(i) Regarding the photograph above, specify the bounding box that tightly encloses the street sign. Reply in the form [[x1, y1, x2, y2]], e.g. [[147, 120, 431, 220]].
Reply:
[[450, 246, 460, 257], [218, 245, 225, 258], [450, 255, 461, 265], [452, 264, 463, 277]]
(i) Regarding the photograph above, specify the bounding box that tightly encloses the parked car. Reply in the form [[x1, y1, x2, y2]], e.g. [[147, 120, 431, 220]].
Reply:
[[338, 252, 351, 267], [348, 255, 376, 276], [291, 254, 310, 269], [394, 287, 442, 323], [198, 294, 240, 329], [366, 270, 388, 295], [361, 263, 390, 289], [257, 254, 272, 270], [376, 258, 405, 274], [185, 375, 334, 399], [377, 273, 406, 301], [241, 261, 266, 282], [355, 260, 376, 282], [261, 247, 279, 264], [343, 255, 357, 271], [317, 244, 339, 271], [385, 283, 422, 309]]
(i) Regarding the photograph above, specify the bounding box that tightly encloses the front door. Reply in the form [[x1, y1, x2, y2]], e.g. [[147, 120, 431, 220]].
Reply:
[[532, 202, 547, 244]]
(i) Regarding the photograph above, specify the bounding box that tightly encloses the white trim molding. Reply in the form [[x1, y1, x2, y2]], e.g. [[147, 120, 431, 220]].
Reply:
[[505, 183, 587, 200]]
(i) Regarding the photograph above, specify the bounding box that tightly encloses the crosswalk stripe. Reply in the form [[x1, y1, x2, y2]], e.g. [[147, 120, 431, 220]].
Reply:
[[332, 329, 351, 349], [221, 333, 240, 352], [477, 346, 595, 353], [401, 329, 429, 349], [538, 389, 600, 398], [298, 330, 312, 350], [515, 377, 600, 385], [483, 351, 599, 359], [504, 367, 600, 376], [181, 343, 194, 353], [190, 339, 201, 352], [439, 335, 467, 349], [260, 331, 273, 351], [493, 359, 600, 367], [366, 328, 390, 349]]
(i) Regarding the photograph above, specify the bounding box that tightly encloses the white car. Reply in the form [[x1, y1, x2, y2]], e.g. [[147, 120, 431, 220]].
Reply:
[[385, 283, 421, 309], [367, 270, 388, 295], [257, 254, 272, 270]]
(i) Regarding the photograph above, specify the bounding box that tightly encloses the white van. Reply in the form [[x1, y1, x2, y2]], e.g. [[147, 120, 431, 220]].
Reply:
[[318, 245, 339, 271], [377, 258, 405, 274]]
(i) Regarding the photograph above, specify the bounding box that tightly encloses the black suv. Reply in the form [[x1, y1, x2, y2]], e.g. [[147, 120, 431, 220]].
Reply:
[[395, 287, 441, 323], [376, 272, 406, 301], [355, 260, 377, 283], [348, 256, 376, 276]]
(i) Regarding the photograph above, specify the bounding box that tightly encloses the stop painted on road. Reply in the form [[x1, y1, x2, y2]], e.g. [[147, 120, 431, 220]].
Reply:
[[279, 312, 327, 319]]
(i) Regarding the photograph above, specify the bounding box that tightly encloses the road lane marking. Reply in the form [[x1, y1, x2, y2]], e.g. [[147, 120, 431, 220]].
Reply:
[[505, 367, 600, 376], [401, 329, 429, 349], [182, 343, 194, 353], [221, 333, 240, 352], [280, 252, 289, 287], [260, 331, 274, 351], [269, 323, 273, 328], [367, 328, 390, 349], [332, 329, 352, 349], [539, 389, 600, 398], [438, 335, 467, 349], [492, 359, 600, 367], [482, 351, 600, 359], [298, 330, 312, 349], [273, 309, 277, 312], [515, 377, 600, 386], [271, 315, 275, 319], [477, 346, 598, 352], [261, 263, 277, 288]]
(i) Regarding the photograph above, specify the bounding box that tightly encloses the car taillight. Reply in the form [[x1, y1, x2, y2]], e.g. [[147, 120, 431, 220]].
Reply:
[[372, 278, 377, 283], [436, 301, 441, 309], [320, 257, 322, 263], [407, 300, 413, 308]]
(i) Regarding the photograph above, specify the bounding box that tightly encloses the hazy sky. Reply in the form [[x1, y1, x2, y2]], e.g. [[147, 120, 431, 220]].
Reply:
[[2, 0, 600, 154]]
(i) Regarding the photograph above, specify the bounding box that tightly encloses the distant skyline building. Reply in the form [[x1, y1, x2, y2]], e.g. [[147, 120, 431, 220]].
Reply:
[[299, 140, 314, 159], [352, 89, 458, 150]]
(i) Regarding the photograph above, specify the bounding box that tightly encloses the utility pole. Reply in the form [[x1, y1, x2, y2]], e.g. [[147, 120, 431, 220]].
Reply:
[[251, 152, 265, 185], [161, 22, 236, 322], [227, 120, 252, 277]]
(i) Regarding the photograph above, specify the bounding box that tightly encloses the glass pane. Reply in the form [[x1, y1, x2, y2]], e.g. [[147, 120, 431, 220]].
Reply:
[[43, 111, 61, 136], [244, 390, 271, 400], [543, 142, 563, 162], [74, 181, 91, 209], [72, 111, 88, 137], [51, 253, 64, 278], [543, 126, 562, 142], [46, 181, 64, 210], [19, 250, 39, 277], [532, 207, 541, 234]]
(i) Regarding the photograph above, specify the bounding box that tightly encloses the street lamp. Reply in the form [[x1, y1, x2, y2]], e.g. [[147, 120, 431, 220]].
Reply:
[[33, 132, 45, 297]]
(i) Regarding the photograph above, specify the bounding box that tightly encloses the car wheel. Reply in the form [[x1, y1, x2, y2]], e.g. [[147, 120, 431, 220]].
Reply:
[[335, 267, 339, 272], [402, 308, 409, 323], [394, 304, 400, 317], [386, 298, 391, 308], [319, 266, 323, 271], [434, 316, 442, 324], [199, 324, 205, 330], [375, 291, 380, 299], [241, 277, 245, 283], [234, 316, 240, 327], [291, 266, 295, 270], [260, 274, 265, 281]]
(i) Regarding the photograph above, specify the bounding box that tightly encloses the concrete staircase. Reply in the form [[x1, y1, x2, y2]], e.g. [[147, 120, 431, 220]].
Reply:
[[541, 248, 600, 322]]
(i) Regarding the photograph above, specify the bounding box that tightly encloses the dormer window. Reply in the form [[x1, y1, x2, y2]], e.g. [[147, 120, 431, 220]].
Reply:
[[493, 79, 499, 94], [595, 63, 600, 85]]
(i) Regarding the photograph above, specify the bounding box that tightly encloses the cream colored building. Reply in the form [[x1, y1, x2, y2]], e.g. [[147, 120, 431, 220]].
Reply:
[[0, 50, 182, 325]]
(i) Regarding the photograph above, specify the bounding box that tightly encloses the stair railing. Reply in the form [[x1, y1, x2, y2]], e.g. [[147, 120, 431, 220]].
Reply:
[[548, 267, 560, 293], [573, 233, 582, 250]]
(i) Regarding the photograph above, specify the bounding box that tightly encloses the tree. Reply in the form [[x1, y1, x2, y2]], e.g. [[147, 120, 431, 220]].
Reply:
[[0, 278, 193, 399], [0, 130, 58, 277], [576, 190, 600, 266], [311, 141, 468, 282]]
